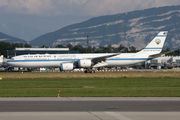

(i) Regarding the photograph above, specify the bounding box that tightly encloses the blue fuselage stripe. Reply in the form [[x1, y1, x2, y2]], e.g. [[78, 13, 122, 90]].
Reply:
[[156, 35, 166, 37], [7, 58, 152, 63], [144, 48, 162, 49], [7, 59, 79, 62], [107, 58, 152, 61]]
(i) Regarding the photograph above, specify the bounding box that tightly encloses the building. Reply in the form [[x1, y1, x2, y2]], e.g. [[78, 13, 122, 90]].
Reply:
[[7, 48, 79, 58], [145, 55, 180, 69]]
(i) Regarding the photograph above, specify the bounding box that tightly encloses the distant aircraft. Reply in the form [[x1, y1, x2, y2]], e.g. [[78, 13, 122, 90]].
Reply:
[[0, 55, 3, 66], [7, 31, 168, 73]]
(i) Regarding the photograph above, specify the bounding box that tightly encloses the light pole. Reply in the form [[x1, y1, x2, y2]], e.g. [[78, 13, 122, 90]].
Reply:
[[86, 35, 89, 53]]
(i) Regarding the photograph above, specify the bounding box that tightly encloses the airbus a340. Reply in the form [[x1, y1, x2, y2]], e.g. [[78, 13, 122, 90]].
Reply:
[[7, 31, 168, 73]]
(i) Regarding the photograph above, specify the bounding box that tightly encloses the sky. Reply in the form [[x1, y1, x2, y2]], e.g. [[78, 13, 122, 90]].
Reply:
[[1, 0, 180, 40], [1, 0, 180, 16]]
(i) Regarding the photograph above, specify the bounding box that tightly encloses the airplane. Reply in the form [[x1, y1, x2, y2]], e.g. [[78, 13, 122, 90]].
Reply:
[[7, 31, 168, 73], [0, 55, 3, 66]]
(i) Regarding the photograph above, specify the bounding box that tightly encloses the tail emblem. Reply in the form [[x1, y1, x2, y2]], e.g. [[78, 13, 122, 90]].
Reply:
[[155, 39, 161, 45]]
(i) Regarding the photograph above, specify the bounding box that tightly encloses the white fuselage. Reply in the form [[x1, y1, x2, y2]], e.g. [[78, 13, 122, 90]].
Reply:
[[7, 53, 151, 68], [6, 31, 168, 69]]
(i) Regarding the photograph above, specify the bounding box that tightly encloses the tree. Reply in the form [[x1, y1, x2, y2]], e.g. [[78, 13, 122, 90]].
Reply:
[[129, 46, 136, 53], [72, 45, 86, 53], [55, 44, 65, 48], [24, 43, 32, 48], [66, 44, 73, 50], [174, 49, 180, 56], [41, 45, 48, 48], [103, 44, 113, 53], [12, 43, 23, 48], [0, 42, 14, 57]]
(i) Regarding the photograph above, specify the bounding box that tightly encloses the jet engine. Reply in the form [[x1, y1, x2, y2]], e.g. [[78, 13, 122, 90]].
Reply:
[[78, 59, 92, 68], [61, 63, 74, 71]]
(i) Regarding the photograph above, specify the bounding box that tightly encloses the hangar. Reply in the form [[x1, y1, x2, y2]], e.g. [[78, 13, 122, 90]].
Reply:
[[7, 48, 79, 58]]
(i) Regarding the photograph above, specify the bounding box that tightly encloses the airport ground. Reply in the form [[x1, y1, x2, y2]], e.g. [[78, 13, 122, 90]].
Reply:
[[0, 71, 180, 120], [0, 73, 180, 97], [0, 97, 180, 120], [1, 69, 180, 79]]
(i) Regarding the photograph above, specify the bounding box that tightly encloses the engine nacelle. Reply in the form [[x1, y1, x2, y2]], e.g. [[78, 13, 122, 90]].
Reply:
[[78, 59, 92, 68], [61, 63, 73, 71]]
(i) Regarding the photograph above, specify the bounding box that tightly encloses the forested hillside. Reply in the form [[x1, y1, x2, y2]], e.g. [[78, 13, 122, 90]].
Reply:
[[30, 6, 180, 50]]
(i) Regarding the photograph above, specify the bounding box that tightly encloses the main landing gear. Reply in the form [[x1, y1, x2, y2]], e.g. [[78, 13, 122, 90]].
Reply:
[[84, 68, 95, 73]]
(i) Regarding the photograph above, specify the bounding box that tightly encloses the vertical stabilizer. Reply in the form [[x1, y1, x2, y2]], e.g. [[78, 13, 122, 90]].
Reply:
[[138, 31, 168, 55], [0, 55, 3, 63]]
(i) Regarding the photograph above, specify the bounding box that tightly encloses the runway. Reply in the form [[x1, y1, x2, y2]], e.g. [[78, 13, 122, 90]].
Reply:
[[1, 99, 180, 112], [0, 97, 180, 120]]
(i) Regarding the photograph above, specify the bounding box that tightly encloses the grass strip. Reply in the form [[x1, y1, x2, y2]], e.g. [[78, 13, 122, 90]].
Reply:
[[0, 77, 180, 97], [1, 71, 180, 79]]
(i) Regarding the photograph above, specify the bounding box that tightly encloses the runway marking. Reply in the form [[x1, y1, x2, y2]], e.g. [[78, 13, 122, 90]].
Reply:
[[66, 97, 72, 101], [105, 112, 132, 120], [89, 112, 103, 120]]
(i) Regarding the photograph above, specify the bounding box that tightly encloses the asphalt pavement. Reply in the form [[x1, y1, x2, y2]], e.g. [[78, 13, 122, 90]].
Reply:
[[0, 97, 180, 120]]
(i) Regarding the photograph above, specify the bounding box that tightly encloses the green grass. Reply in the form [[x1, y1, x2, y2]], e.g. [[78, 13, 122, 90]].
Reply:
[[0, 77, 180, 97]]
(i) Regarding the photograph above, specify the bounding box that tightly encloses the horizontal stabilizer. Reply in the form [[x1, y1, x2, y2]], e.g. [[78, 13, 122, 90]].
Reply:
[[150, 51, 174, 58]]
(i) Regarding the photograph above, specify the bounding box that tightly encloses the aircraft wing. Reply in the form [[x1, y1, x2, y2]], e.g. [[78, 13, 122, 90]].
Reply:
[[59, 53, 120, 69], [150, 51, 174, 58], [91, 53, 120, 63]]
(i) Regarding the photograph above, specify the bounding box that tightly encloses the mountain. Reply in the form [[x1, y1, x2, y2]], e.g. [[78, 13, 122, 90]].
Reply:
[[0, 13, 93, 41], [30, 5, 180, 50], [0, 32, 27, 44]]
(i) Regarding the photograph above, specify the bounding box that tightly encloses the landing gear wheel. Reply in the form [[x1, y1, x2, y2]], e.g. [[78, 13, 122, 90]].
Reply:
[[84, 69, 95, 73]]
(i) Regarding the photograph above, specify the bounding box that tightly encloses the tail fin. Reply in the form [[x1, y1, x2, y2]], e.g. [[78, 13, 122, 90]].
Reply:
[[0, 55, 3, 63], [138, 31, 168, 55]]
